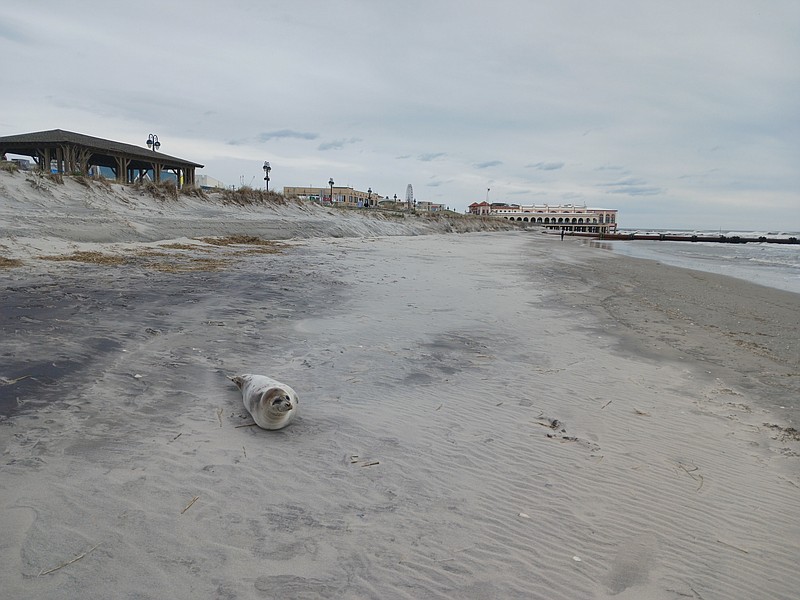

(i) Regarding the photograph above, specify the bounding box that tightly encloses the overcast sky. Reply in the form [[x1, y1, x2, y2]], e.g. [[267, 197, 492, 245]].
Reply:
[[1, 1, 797, 229]]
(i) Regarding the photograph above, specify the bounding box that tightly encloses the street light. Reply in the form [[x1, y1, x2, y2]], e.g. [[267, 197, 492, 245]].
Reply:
[[263, 161, 271, 191], [367, 187, 372, 208], [146, 134, 160, 152], [329, 178, 334, 204]]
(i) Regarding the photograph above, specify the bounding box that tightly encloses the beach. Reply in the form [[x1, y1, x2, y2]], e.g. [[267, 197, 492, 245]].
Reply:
[[1, 175, 799, 599]]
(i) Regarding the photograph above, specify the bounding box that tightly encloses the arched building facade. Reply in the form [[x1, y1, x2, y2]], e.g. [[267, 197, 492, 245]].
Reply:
[[469, 202, 618, 233]]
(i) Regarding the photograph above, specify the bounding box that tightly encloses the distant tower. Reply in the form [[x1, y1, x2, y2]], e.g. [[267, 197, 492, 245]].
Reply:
[[405, 184, 413, 212]]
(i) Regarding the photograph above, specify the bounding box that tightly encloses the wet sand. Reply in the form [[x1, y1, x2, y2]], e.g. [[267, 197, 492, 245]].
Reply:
[[1, 232, 798, 599]]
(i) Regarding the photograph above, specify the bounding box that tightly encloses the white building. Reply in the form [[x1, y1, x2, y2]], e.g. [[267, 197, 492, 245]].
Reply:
[[470, 202, 618, 233], [197, 174, 226, 190]]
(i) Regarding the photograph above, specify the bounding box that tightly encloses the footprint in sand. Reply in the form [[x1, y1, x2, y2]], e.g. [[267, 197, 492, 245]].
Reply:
[[605, 533, 658, 594], [0, 506, 36, 592]]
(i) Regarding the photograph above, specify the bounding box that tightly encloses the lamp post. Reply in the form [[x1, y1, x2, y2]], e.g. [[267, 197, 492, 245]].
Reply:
[[146, 134, 160, 152], [329, 178, 334, 204], [263, 161, 271, 191], [367, 187, 372, 208], [144, 134, 161, 183]]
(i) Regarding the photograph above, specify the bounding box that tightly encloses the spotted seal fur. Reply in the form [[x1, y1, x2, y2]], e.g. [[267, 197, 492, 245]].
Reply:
[[229, 374, 299, 430]]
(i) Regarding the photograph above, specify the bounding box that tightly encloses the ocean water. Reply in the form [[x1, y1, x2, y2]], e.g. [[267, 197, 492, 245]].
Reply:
[[593, 231, 800, 295]]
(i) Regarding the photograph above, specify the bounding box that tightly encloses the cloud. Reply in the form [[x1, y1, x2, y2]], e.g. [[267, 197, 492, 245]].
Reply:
[[476, 160, 503, 169], [395, 154, 412, 160], [257, 130, 318, 142], [526, 161, 564, 171], [426, 176, 453, 187], [418, 152, 446, 162], [676, 168, 720, 180], [598, 177, 663, 196], [0, 21, 31, 43], [318, 137, 361, 151], [226, 129, 319, 146]]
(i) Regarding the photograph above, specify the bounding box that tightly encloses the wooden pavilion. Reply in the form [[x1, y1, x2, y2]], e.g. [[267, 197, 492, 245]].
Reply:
[[0, 129, 203, 187]]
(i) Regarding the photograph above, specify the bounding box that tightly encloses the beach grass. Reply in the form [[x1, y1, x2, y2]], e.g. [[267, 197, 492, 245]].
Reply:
[[0, 256, 23, 268], [38, 251, 128, 265]]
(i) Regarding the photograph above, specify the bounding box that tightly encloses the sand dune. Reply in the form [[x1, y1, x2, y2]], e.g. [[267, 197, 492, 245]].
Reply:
[[1, 171, 798, 599]]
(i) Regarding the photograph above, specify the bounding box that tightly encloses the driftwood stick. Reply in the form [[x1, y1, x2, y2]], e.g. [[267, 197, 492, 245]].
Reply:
[[181, 496, 200, 514], [678, 463, 704, 492], [38, 543, 101, 576], [716, 539, 749, 554]]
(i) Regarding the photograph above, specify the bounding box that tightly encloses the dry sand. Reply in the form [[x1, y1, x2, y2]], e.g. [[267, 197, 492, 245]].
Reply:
[[1, 171, 799, 599]]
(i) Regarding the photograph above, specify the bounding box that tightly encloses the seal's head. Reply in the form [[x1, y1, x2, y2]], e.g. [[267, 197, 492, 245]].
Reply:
[[263, 388, 296, 414]]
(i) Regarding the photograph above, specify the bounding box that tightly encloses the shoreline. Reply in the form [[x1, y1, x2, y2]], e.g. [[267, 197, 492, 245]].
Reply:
[[1, 231, 798, 598], [560, 238, 800, 426]]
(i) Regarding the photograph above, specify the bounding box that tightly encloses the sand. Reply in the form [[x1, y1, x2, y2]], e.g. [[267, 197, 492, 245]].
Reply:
[[1, 171, 799, 599]]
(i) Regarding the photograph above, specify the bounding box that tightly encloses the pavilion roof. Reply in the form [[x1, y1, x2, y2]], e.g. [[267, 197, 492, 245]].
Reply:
[[0, 129, 203, 168]]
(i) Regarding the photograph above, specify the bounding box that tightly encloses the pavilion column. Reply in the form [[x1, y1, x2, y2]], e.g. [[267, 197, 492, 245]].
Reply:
[[60, 144, 79, 174], [62, 145, 74, 173], [76, 147, 91, 175], [115, 157, 130, 182], [35, 148, 52, 172]]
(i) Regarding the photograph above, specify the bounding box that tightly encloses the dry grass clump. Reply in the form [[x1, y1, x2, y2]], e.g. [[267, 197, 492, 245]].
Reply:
[[70, 174, 112, 189], [32, 237, 284, 273], [93, 175, 112, 189], [236, 246, 285, 255], [134, 179, 178, 201], [196, 235, 284, 250], [179, 186, 208, 199], [38, 251, 128, 265], [0, 256, 23, 268], [219, 186, 286, 206], [158, 242, 204, 251], [0, 160, 19, 173], [25, 171, 60, 190], [149, 257, 229, 272]]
